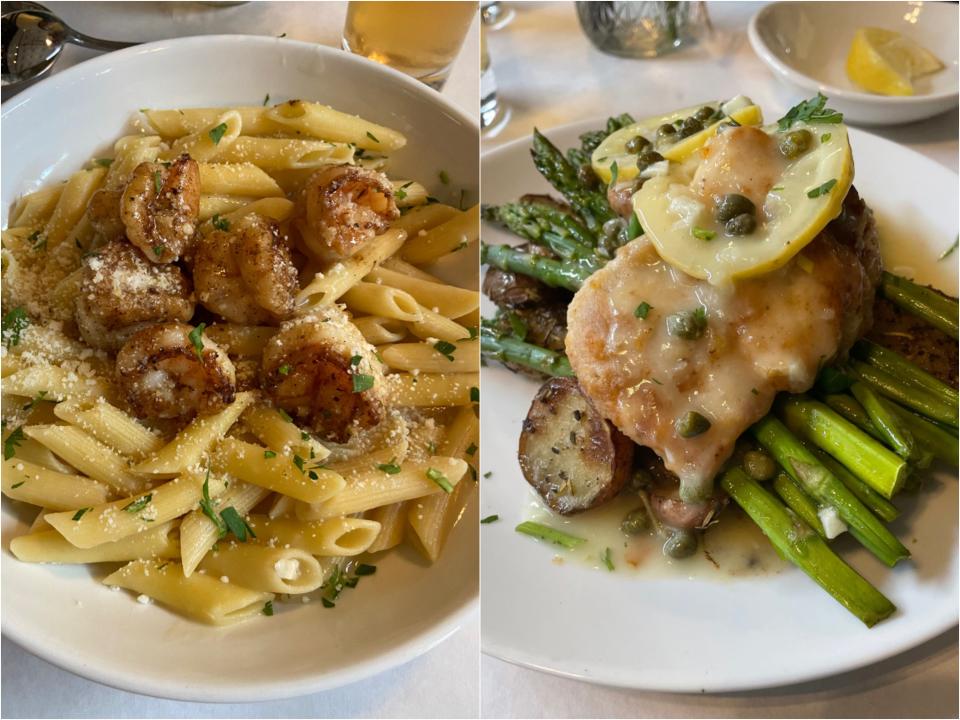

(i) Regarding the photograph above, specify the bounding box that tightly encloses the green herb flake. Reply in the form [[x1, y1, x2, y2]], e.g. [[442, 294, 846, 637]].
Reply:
[[627, 212, 642, 240], [470, 387, 479, 403], [355, 563, 376, 576], [11, 481, 25, 489], [72, 507, 92, 521], [221, 506, 256, 541], [293, 455, 306, 473], [153, 170, 163, 195], [212, 214, 230, 231], [751, 387, 759, 396], [94, 157, 114, 167], [151, 245, 164, 258], [466, 443, 478, 456], [769, 186, 784, 193], [349, 354, 362, 367], [208, 122, 229, 145], [434, 340, 457, 361], [263, 93, 271, 107], [777, 93, 843, 130], [807, 179, 837, 198], [366, 130, 380, 143], [262, 600, 274, 616], [199, 470, 227, 537], [275, 364, 291, 377], [22, 390, 49, 413], [263, 450, 277, 459], [468, 326, 479, 340], [601, 547, 615, 571], [376, 458, 402, 474], [321, 597, 336, 608], [2, 307, 29, 348], [938, 236, 959, 261], [277, 408, 294, 423], [483, 471, 492, 479], [352, 373, 375, 393], [821, 133, 832, 143], [188, 322, 206, 359], [277, 32, 287, 38], [506, 312, 528, 341], [439, 169, 450, 185], [634, 302, 652, 319], [426, 467, 454, 493], [3, 426, 25, 460], [27, 230, 46, 251], [692, 226, 716, 241], [122, 494, 153, 513], [515, 520, 586, 549], [480, 514, 499, 524], [300, 431, 311, 441], [609, 160, 619, 186]]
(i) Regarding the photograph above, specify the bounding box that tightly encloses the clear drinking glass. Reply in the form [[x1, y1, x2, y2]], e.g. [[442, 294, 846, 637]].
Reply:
[[480, 1, 514, 29], [342, 1, 476, 90], [576, 1, 710, 58], [480, 23, 507, 133]]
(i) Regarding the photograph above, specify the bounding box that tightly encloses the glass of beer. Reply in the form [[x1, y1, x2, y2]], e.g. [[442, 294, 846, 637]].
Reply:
[[342, 1, 476, 90]]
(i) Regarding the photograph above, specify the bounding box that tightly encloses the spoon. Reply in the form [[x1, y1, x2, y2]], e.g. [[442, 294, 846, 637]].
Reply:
[[1, 3, 137, 90]]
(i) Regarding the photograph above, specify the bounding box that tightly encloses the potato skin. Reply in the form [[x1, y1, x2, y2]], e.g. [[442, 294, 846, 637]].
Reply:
[[518, 377, 634, 514]]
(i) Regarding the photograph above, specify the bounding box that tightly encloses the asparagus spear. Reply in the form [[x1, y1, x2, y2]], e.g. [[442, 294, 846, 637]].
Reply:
[[751, 415, 909, 566], [566, 113, 637, 168], [812, 447, 900, 523], [850, 381, 917, 461], [779, 396, 909, 499], [531, 129, 617, 230], [886, 401, 960, 466], [852, 339, 959, 407], [480, 324, 573, 377], [880, 271, 959, 340], [821, 393, 886, 443], [482, 201, 600, 261], [771, 471, 827, 538], [849, 360, 958, 428], [720, 467, 896, 627], [481, 243, 591, 292]]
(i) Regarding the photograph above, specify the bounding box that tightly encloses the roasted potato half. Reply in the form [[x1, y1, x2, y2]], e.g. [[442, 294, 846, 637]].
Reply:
[[519, 377, 634, 514]]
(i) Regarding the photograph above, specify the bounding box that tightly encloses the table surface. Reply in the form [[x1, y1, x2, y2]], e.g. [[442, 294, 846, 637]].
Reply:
[[0, 2, 479, 719], [481, 2, 958, 718]]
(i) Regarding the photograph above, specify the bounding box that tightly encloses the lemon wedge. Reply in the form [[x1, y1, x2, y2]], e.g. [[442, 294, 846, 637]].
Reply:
[[662, 104, 764, 162], [846, 27, 944, 96]]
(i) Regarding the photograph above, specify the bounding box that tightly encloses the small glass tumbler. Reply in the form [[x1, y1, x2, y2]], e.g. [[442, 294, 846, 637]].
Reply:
[[480, 23, 507, 133], [576, 1, 709, 59], [342, 1, 475, 90]]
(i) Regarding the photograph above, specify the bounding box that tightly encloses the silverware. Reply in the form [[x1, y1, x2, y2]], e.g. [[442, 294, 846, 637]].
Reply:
[[2, 3, 137, 92]]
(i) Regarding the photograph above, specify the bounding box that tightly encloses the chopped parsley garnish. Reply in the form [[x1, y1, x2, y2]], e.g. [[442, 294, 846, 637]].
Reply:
[[153, 170, 163, 195], [506, 312, 528, 341], [601, 547, 615, 571], [11, 481, 25, 489], [470, 387, 479, 403], [277, 32, 287, 38], [609, 160, 619, 186], [262, 600, 274, 616], [188, 322, 206, 359], [627, 212, 642, 240], [480, 514, 499, 524], [821, 133, 832, 143], [2, 307, 29, 348], [459, 188, 467, 211], [28, 230, 46, 251], [692, 226, 716, 241], [426, 467, 454, 493], [208, 122, 229, 145], [263, 450, 277, 459], [263, 93, 271, 107], [152, 245, 164, 257], [355, 563, 376, 576], [634, 302, 652, 319], [350, 354, 362, 366], [751, 387, 759, 395], [22, 390, 48, 413], [434, 340, 456, 361], [807, 179, 837, 198], [321, 597, 336, 608], [466, 443, 478, 456], [770, 186, 784, 193], [352, 373, 375, 393], [72, 507, 92, 521], [293, 454, 306, 473], [365, 130, 380, 143], [199, 470, 227, 537], [376, 458, 402, 474], [277, 408, 294, 422], [300, 431, 311, 441], [777, 93, 843, 130], [94, 157, 114, 167], [438, 170, 450, 185], [483, 471, 493, 479], [221, 506, 256, 541], [939, 237, 959, 261], [212, 214, 230, 231], [3, 426, 25, 460], [122, 494, 152, 513], [278, 364, 292, 376], [468, 326, 478, 340]]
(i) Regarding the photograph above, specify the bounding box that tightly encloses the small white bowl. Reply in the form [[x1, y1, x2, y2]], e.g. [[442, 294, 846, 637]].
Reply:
[[748, 1, 959, 126]]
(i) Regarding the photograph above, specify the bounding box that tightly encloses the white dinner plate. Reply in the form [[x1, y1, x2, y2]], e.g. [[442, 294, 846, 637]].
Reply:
[[1, 36, 478, 702], [480, 119, 959, 692]]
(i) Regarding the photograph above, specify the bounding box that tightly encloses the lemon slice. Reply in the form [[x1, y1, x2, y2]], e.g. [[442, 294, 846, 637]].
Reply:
[[633, 122, 854, 284], [846, 27, 942, 96], [662, 104, 764, 162]]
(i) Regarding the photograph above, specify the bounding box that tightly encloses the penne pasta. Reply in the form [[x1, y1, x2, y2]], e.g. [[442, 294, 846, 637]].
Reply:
[[214, 137, 354, 170], [408, 304, 473, 342], [198, 162, 284, 197], [265, 100, 406, 150], [400, 205, 480, 265], [198, 194, 253, 221], [380, 341, 480, 373], [43, 167, 107, 248], [11, 521, 178, 564], [366, 266, 479, 317], [341, 282, 423, 322], [246, 515, 382, 556], [10, 185, 64, 229], [352, 316, 409, 345], [144, 107, 274, 137], [1, 365, 112, 404], [241, 404, 330, 462], [199, 543, 325, 594], [390, 203, 459, 235], [385, 373, 479, 407], [365, 502, 409, 553], [23, 425, 141, 494], [105, 135, 163, 190], [204, 324, 277, 358], [2, 458, 111, 510], [162, 110, 243, 163], [53, 399, 163, 459]]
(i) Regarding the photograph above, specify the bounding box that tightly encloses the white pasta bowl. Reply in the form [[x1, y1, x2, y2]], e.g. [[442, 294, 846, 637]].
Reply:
[[748, 1, 959, 126], [0, 35, 478, 702]]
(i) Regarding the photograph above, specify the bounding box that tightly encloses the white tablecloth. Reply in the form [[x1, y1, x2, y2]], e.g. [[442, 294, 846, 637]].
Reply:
[[0, 2, 479, 718], [481, 2, 958, 718]]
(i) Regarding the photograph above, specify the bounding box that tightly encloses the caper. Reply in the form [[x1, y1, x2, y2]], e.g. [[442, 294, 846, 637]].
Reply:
[[621, 506, 651, 536], [656, 123, 677, 141], [778, 129, 813, 159], [714, 193, 755, 223], [663, 529, 699, 559], [694, 106, 716, 123], [577, 163, 600, 189], [665, 308, 707, 340], [725, 212, 757, 236], [602, 217, 626, 239], [625, 135, 651, 154], [675, 410, 711, 438], [743, 449, 776, 481], [677, 116, 704, 138], [636, 150, 664, 172]]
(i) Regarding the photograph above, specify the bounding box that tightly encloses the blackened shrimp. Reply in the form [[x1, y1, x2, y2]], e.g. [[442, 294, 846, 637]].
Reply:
[[116, 323, 236, 420], [261, 306, 386, 443], [121, 154, 200, 263], [301, 165, 400, 258], [76, 240, 195, 351], [192, 213, 298, 325]]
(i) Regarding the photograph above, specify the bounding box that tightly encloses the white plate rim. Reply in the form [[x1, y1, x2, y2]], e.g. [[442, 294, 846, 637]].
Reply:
[[479, 118, 959, 693], [1, 34, 479, 703]]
